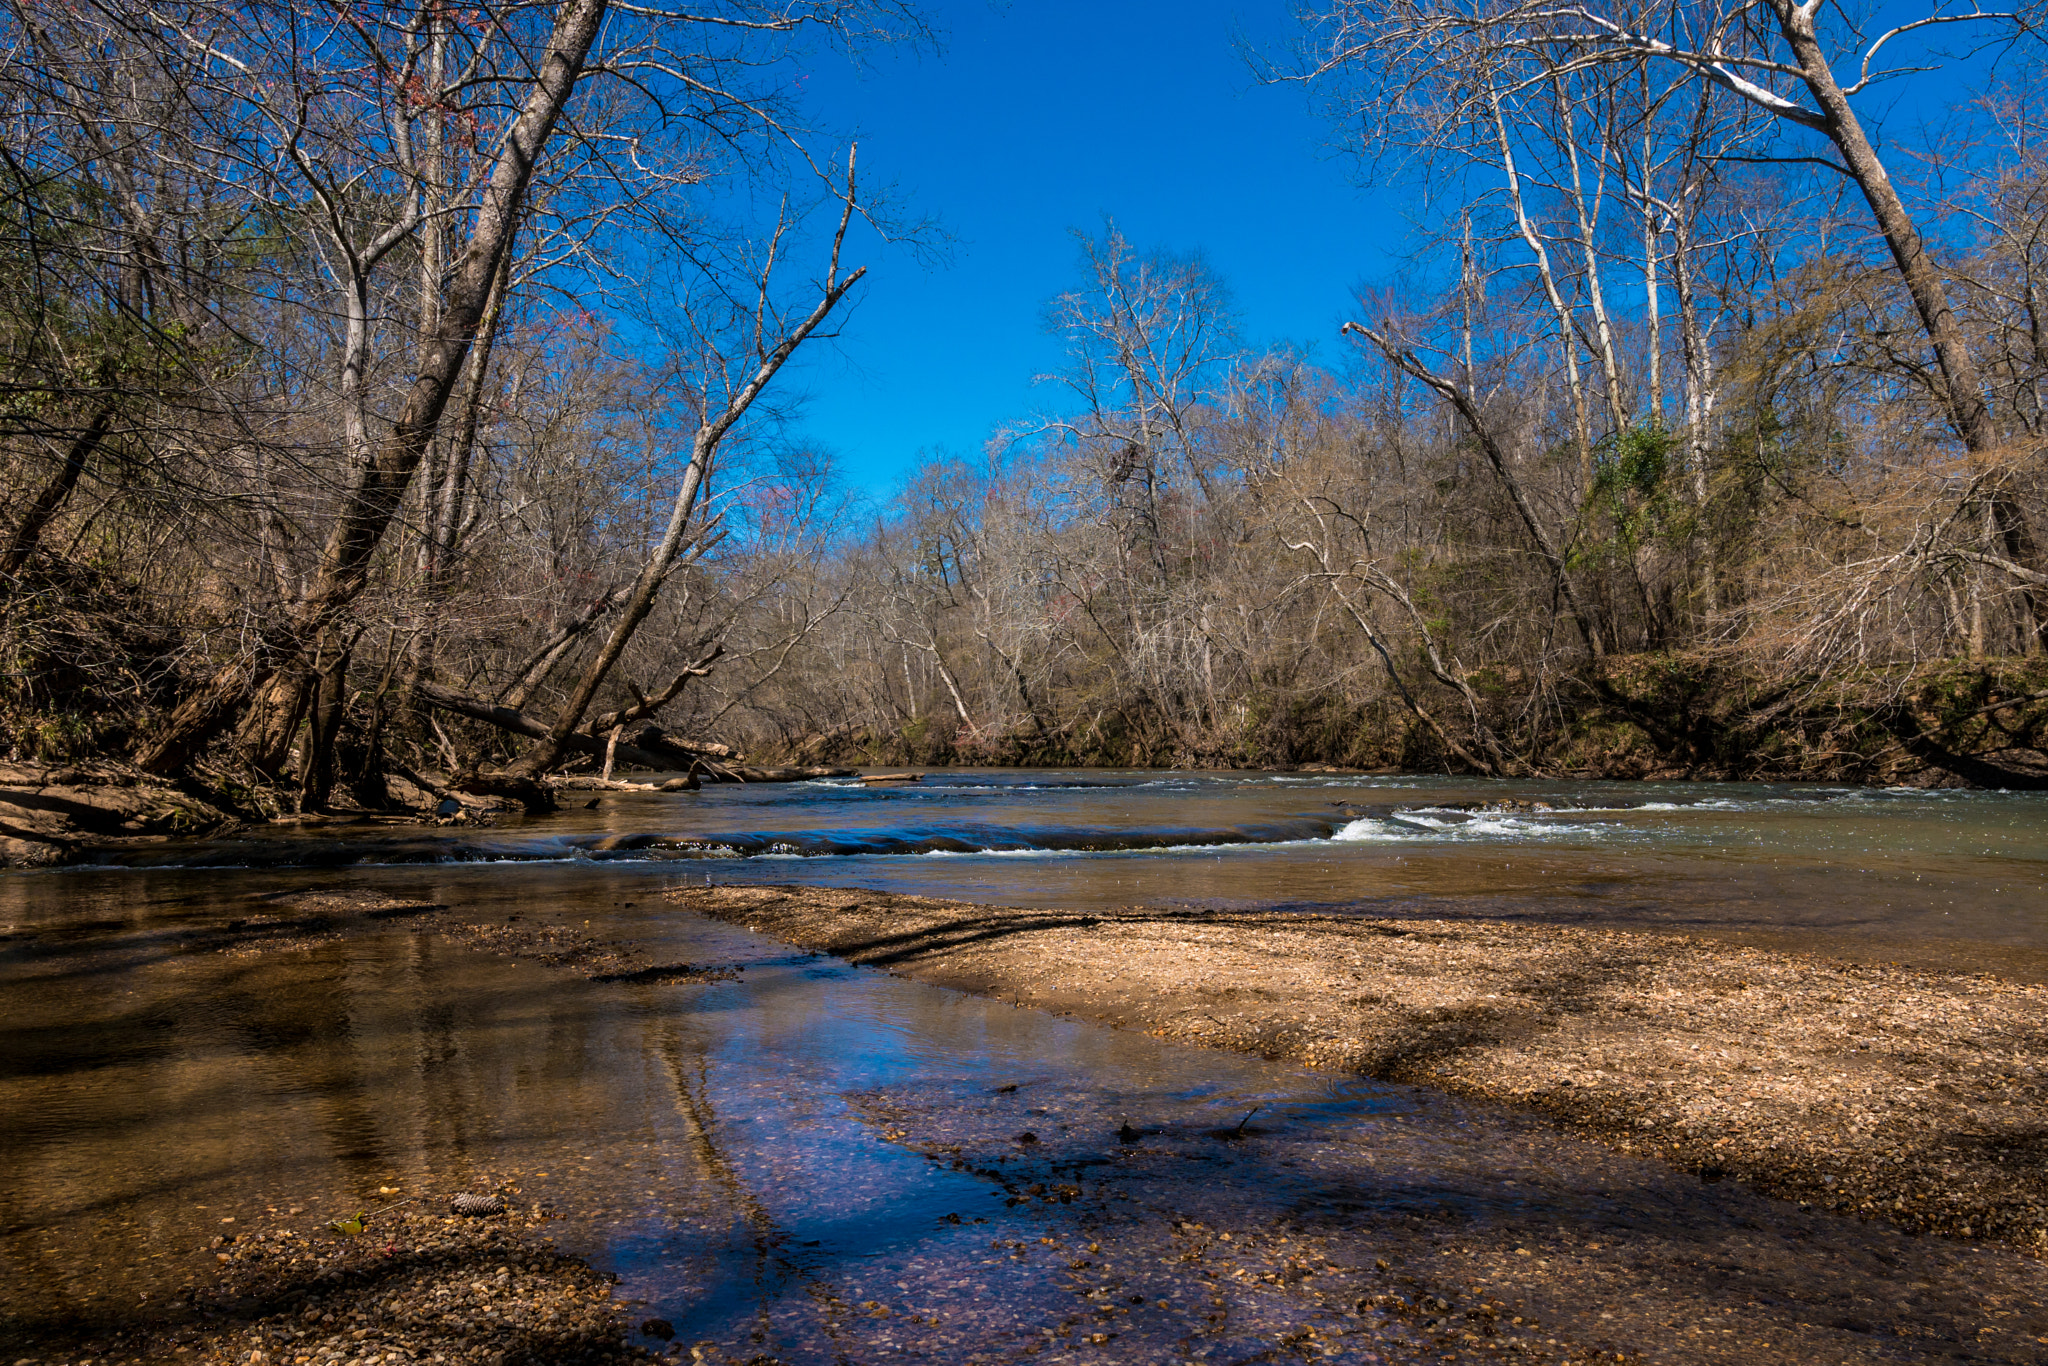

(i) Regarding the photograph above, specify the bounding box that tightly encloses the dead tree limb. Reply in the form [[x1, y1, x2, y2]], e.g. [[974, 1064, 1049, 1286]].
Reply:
[[498, 586, 633, 710], [2, 400, 116, 582], [499, 154, 867, 781], [1344, 319, 1605, 657]]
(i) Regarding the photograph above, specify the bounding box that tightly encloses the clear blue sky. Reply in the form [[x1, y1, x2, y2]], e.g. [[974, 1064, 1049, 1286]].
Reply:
[[781, 0, 1409, 496]]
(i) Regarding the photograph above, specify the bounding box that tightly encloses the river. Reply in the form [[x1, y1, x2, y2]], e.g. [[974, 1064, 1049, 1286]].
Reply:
[[4, 770, 2046, 1362]]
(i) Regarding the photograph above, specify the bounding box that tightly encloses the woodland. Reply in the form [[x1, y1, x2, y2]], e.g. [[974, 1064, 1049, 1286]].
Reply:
[[4, 0, 2048, 836]]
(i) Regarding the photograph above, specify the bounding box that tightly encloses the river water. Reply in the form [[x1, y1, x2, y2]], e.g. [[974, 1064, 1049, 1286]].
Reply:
[[5, 770, 2047, 1362], [99, 770, 2048, 976]]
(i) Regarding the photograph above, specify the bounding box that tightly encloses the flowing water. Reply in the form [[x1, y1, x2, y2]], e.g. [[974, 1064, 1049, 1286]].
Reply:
[[5, 771, 2048, 1362], [97, 770, 2048, 976]]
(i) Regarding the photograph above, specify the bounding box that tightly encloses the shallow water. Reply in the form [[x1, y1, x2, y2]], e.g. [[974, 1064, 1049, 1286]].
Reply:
[[6, 771, 2048, 1360], [92, 770, 2048, 976], [0, 864, 1436, 1352]]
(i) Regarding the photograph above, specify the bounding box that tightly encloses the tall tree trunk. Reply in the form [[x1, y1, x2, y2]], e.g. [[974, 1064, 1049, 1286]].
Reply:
[[1674, 204, 1720, 616], [1772, 6, 1985, 448], [237, 666, 313, 780], [133, 0, 611, 776], [298, 645, 352, 809], [1555, 79, 1629, 435], [1491, 83, 1596, 492], [1641, 134, 1662, 421], [1772, 1, 2045, 640]]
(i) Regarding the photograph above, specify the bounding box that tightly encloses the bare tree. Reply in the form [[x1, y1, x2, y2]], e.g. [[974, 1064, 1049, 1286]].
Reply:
[[1289, 0, 2048, 632], [477, 167, 870, 797]]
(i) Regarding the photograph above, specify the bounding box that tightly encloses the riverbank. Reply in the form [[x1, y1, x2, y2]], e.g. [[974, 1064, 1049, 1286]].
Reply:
[[759, 657, 2048, 788], [10, 868, 2048, 1364], [0, 759, 856, 868], [671, 884, 2048, 1257]]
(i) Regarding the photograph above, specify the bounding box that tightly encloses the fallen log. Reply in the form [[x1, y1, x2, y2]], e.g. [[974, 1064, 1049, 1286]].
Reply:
[[701, 764, 856, 783], [415, 680, 725, 772], [551, 774, 704, 793], [615, 720, 740, 762]]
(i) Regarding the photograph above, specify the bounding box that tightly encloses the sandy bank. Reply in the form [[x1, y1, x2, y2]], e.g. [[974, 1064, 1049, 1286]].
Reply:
[[670, 884, 2048, 1256]]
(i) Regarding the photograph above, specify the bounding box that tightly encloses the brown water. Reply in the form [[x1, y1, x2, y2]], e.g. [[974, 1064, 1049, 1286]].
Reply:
[[5, 772, 2048, 1362]]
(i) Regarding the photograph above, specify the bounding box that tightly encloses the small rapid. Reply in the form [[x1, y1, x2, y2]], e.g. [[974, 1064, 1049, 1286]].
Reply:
[[47, 772, 2039, 975]]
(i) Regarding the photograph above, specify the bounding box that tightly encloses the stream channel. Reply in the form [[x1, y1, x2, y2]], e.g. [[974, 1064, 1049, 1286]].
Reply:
[[4, 770, 2048, 1364]]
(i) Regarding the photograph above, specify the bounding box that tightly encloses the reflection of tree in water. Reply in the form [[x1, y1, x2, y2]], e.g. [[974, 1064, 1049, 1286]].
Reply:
[[652, 1021, 798, 1353]]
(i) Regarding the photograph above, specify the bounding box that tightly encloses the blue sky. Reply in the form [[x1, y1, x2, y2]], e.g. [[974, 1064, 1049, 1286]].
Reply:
[[779, 0, 1409, 496], [761, 0, 2023, 501]]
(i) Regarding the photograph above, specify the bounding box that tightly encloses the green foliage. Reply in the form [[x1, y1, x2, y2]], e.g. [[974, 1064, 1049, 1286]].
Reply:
[[1589, 422, 1683, 551]]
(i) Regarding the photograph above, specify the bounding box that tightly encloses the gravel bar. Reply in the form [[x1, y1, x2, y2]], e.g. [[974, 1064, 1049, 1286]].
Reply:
[[669, 884, 2048, 1255], [32, 1196, 655, 1366]]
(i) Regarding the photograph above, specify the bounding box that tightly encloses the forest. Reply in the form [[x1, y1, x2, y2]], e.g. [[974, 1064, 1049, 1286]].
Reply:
[[5, 0, 2048, 835]]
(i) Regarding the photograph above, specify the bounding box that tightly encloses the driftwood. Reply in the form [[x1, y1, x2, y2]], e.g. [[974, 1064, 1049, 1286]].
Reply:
[[554, 774, 703, 792], [703, 764, 856, 783], [413, 681, 855, 797]]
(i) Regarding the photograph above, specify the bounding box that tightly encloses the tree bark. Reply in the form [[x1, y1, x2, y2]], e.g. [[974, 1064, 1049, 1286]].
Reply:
[[1768, 2, 2046, 639], [1770, 1, 1991, 454], [298, 646, 352, 809], [237, 665, 314, 780], [132, 0, 611, 775]]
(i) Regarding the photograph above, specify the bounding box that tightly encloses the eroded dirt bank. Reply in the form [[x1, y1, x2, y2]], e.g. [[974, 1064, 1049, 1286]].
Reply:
[[671, 885, 2048, 1257]]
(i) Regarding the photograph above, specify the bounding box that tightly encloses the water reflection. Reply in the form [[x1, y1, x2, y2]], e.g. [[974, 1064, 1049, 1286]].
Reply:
[[4, 774, 2048, 1359]]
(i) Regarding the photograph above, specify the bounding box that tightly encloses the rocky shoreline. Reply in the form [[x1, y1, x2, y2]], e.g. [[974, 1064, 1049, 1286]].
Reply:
[[9, 875, 2048, 1364], [22, 1193, 657, 1366], [669, 884, 2048, 1257]]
